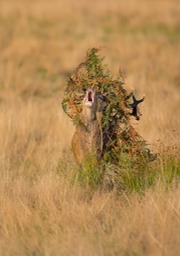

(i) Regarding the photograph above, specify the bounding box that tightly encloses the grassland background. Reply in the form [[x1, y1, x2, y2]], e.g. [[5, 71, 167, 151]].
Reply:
[[0, 0, 180, 255]]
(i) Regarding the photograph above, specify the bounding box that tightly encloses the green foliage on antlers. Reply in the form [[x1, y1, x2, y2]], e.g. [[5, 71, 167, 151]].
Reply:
[[62, 48, 154, 165]]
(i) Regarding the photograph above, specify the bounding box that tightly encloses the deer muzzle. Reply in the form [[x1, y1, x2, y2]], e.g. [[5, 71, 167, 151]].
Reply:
[[84, 89, 96, 107]]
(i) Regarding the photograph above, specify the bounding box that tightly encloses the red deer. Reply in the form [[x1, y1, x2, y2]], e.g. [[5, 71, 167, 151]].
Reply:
[[71, 88, 106, 164], [71, 88, 146, 164]]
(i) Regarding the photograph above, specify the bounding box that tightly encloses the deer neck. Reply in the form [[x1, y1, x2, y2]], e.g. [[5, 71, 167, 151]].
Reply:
[[81, 106, 96, 126]]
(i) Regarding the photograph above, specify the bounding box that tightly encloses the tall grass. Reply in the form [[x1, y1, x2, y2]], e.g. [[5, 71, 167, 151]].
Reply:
[[63, 148, 180, 193], [0, 153, 180, 255]]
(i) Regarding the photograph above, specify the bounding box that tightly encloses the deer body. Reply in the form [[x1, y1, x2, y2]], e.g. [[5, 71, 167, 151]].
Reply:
[[72, 89, 104, 164], [71, 88, 145, 164]]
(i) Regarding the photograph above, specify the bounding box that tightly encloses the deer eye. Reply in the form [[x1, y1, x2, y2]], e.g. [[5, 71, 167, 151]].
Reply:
[[97, 94, 103, 100]]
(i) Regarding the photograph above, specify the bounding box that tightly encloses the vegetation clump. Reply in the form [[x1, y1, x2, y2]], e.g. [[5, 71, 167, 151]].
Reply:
[[62, 48, 155, 167]]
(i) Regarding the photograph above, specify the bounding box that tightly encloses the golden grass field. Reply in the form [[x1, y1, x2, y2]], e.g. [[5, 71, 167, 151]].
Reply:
[[0, 0, 180, 255]]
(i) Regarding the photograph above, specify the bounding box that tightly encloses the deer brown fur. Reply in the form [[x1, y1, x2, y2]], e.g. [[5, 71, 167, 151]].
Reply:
[[71, 88, 105, 164]]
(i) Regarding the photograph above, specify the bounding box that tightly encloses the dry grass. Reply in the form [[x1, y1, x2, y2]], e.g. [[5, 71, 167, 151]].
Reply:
[[0, 0, 180, 255], [1, 173, 180, 256]]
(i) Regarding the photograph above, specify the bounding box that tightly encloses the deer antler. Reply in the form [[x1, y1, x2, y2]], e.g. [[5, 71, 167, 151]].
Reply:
[[129, 91, 145, 120]]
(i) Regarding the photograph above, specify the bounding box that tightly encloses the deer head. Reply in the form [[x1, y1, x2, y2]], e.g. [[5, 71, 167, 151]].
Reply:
[[81, 88, 98, 122], [81, 88, 107, 124]]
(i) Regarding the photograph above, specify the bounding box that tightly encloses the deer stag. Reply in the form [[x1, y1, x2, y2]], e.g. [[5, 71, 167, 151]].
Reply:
[[71, 88, 145, 164], [71, 88, 106, 164]]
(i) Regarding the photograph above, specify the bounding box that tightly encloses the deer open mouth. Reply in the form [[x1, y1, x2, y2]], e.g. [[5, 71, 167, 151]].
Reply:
[[84, 89, 95, 107], [88, 91, 93, 102]]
